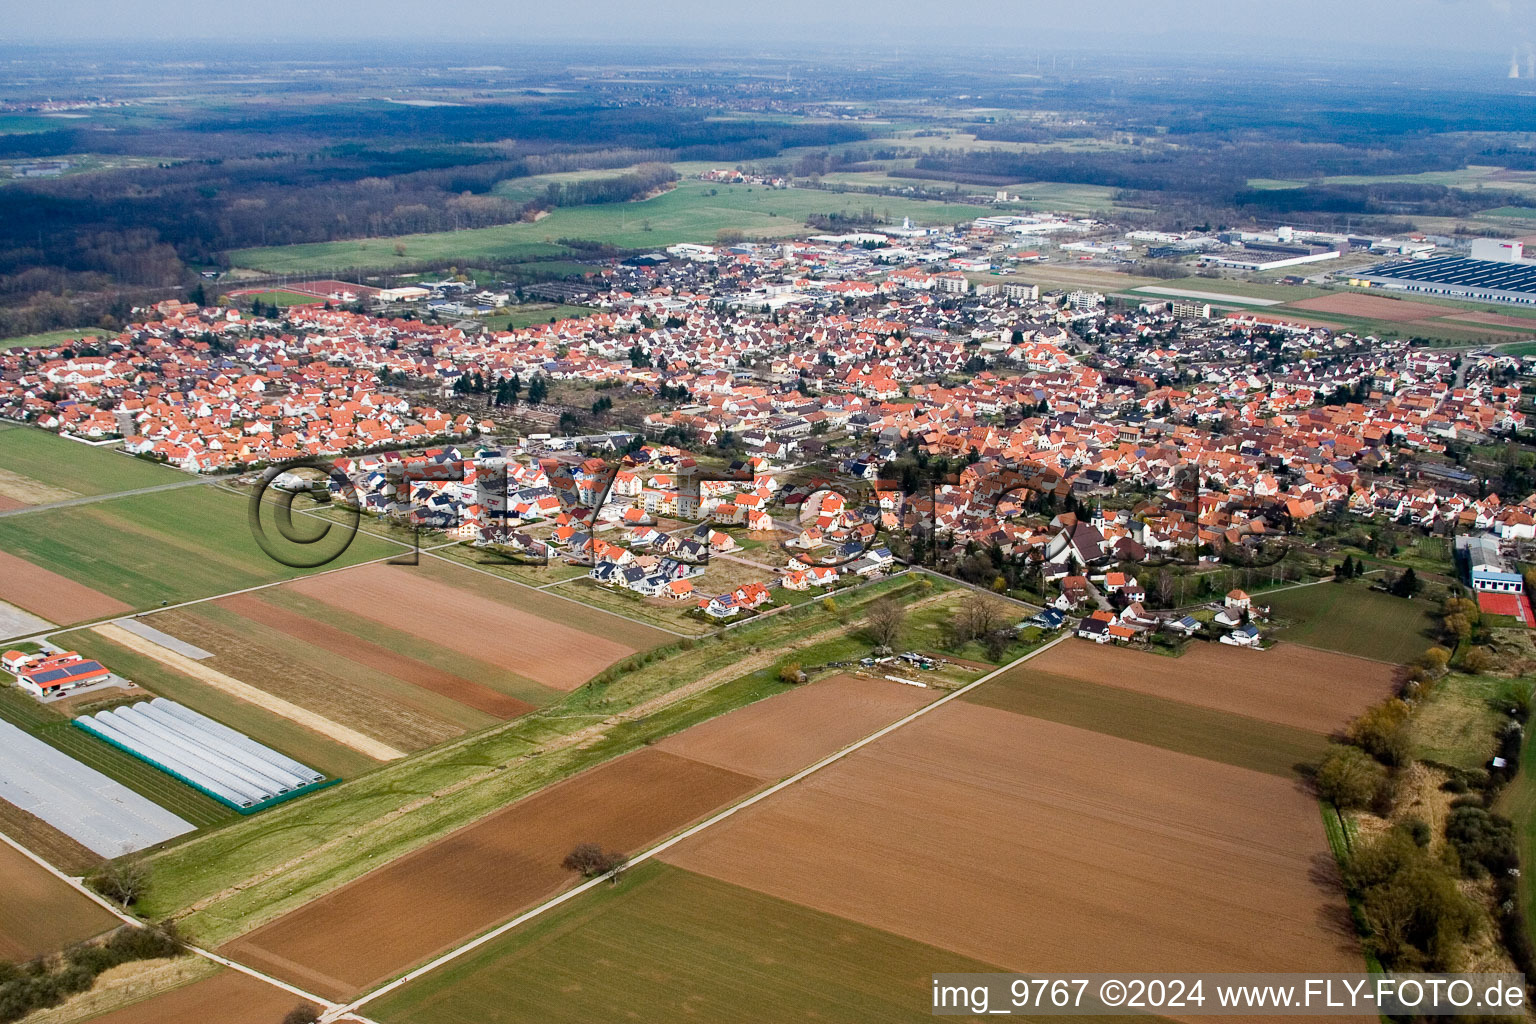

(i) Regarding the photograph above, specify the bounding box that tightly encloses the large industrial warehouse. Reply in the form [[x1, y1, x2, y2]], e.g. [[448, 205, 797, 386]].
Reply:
[[74, 699, 328, 813], [1353, 254, 1536, 305]]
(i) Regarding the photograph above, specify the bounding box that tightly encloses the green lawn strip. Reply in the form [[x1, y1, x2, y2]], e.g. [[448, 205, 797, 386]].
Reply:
[[239, 290, 324, 306], [0, 685, 232, 829], [1318, 801, 1385, 978], [1497, 726, 1536, 960], [0, 428, 183, 494], [229, 181, 985, 273], [965, 668, 1328, 777], [533, 575, 712, 636], [370, 862, 1038, 1024], [256, 587, 559, 707], [481, 304, 599, 330], [426, 542, 594, 587], [0, 486, 397, 610], [1263, 581, 1435, 664], [53, 627, 377, 780], [1406, 673, 1506, 772], [138, 577, 937, 937]]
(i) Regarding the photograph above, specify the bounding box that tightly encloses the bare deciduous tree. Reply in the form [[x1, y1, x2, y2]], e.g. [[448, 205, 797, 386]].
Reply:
[[282, 1005, 321, 1024], [863, 597, 906, 650], [955, 591, 1007, 643], [563, 843, 628, 879], [89, 858, 150, 907]]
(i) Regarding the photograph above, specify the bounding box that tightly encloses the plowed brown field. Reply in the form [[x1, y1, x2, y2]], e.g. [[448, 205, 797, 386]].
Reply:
[[0, 842, 116, 961], [218, 593, 536, 719], [291, 561, 641, 690], [1022, 639, 1396, 734], [0, 548, 129, 624], [220, 748, 758, 999], [657, 674, 934, 780], [662, 703, 1360, 977], [81, 969, 300, 1024]]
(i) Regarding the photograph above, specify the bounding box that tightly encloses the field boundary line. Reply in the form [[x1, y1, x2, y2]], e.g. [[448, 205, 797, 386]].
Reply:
[[3, 537, 461, 648], [0, 476, 217, 519], [0, 829, 338, 1014], [419, 548, 694, 638], [332, 629, 1072, 1019], [90, 622, 406, 761]]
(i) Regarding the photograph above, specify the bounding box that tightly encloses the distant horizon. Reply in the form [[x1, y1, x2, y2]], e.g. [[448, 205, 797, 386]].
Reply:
[[4, 0, 1534, 64]]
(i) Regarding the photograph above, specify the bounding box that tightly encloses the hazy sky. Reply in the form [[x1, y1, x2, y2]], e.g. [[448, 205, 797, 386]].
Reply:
[[7, 0, 1535, 60]]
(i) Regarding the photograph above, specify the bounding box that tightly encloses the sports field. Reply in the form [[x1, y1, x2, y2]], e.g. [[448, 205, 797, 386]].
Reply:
[[228, 181, 986, 273], [0, 840, 117, 961], [1264, 582, 1435, 664], [0, 486, 398, 613]]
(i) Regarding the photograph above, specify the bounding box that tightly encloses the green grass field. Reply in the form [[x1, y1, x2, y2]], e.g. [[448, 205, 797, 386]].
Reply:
[[229, 181, 987, 273], [0, 485, 399, 610], [966, 667, 1330, 776], [1480, 206, 1536, 220], [0, 328, 106, 351], [1406, 672, 1510, 772], [236, 290, 323, 306], [1249, 165, 1536, 195], [481, 304, 599, 331], [1264, 582, 1435, 664], [0, 428, 185, 495], [134, 577, 939, 938], [1497, 711, 1536, 964], [370, 862, 1010, 1024], [0, 685, 233, 829]]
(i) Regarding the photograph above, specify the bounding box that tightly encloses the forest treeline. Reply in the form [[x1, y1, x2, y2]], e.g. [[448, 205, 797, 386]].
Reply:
[[0, 99, 867, 335]]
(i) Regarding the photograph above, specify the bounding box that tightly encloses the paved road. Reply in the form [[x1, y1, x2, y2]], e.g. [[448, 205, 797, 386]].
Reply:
[[0, 475, 216, 518]]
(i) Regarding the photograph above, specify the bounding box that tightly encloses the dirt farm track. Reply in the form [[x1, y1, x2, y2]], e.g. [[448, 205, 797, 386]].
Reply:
[[220, 748, 758, 999], [662, 702, 1362, 978]]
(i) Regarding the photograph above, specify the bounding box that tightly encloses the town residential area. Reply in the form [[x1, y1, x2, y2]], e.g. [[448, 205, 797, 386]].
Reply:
[[3, 6, 1536, 1024]]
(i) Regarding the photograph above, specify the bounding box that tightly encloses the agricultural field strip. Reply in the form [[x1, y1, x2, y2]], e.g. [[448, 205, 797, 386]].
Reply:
[[419, 548, 694, 638], [333, 630, 1074, 1018], [1, 531, 460, 648], [0, 476, 216, 519], [0, 828, 338, 1015], [157, 582, 949, 946], [90, 623, 407, 762]]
